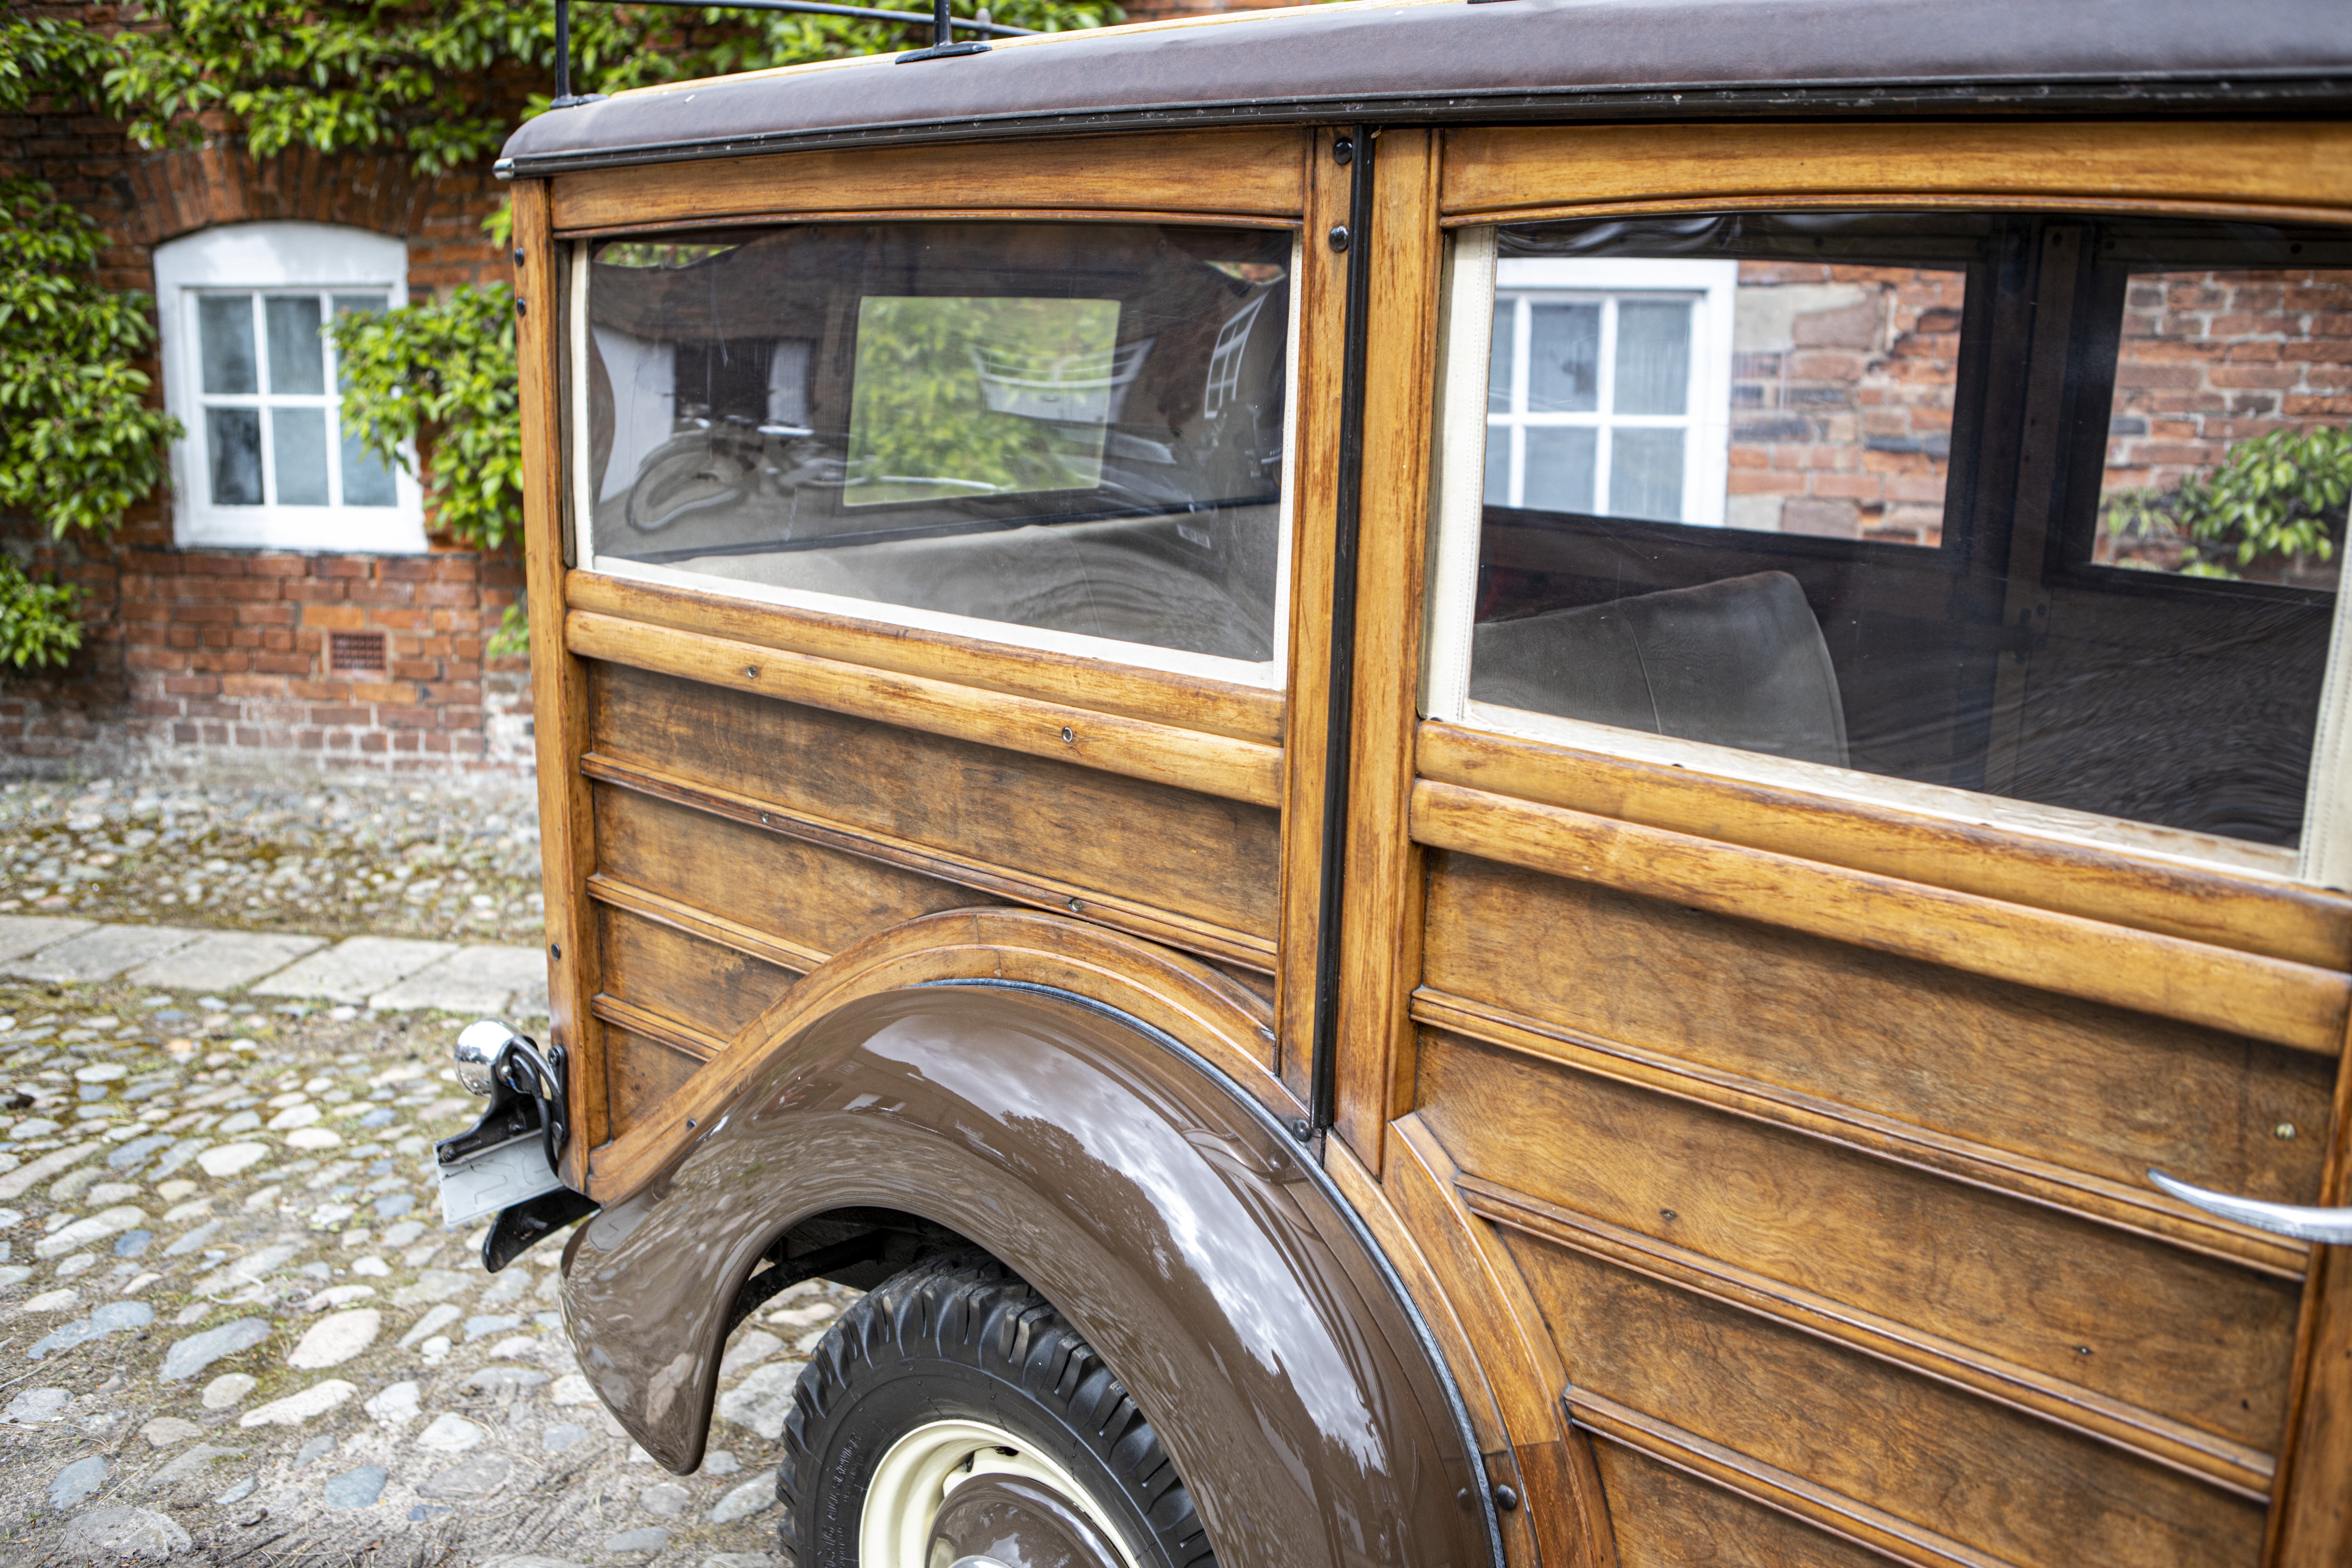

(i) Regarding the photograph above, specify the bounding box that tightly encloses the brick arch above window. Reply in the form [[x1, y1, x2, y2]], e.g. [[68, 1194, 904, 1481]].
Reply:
[[120, 146, 432, 251]]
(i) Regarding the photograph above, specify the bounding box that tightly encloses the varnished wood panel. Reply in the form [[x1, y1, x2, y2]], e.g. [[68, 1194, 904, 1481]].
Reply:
[[1422, 853, 2336, 1216], [595, 784, 982, 962], [597, 903, 799, 1048], [585, 909, 1289, 1199], [603, 1028, 702, 1138], [551, 128, 1308, 232], [590, 663, 1280, 948], [511, 179, 603, 1176], [570, 610, 1282, 808], [1413, 780, 2350, 1056], [570, 570, 1282, 747], [1589, 1441, 1900, 1568], [1419, 723, 2352, 972], [1440, 121, 2352, 222], [1510, 1230, 2269, 1568], [1418, 1030, 2302, 1456]]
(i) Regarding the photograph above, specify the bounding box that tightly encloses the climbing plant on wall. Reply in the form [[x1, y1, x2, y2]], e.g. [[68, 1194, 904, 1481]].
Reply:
[[0, 0, 1119, 668]]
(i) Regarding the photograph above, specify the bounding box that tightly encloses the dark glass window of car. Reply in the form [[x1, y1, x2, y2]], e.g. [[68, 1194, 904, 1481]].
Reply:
[[583, 222, 1293, 667], [1468, 211, 2352, 848]]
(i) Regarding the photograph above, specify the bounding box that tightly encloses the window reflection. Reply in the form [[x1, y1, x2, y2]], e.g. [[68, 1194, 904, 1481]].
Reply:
[[1464, 213, 2352, 849]]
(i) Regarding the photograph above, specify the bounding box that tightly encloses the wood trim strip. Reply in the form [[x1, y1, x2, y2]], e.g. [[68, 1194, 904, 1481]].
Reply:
[[550, 128, 1310, 232], [1568, 1387, 2015, 1568], [1418, 722, 2352, 973], [569, 609, 1284, 809], [1410, 778, 2352, 1057], [1439, 121, 2352, 220], [585, 872, 826, 976], [1329, 127, 1444, 1171], [1388, 1115, 1620, 1568], [1461, 1173, 2276, 1502], [2264, 1010, 2352, 1566], [560, 206, 1298, 239], [566, 570, 1283, 747], [590, 991, 729, 1064], [1274, 126, 1354, 1108], [511, 177, 606, 1182], [1438, 192, 2352, 232], [1413, 988, 2309, 1280], [581, 751, 1278, 972]]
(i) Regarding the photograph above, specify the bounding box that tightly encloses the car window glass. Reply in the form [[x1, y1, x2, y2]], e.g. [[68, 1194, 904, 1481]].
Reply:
[[580, 222, 1294, 677], [1451, 212, 2352, 851]]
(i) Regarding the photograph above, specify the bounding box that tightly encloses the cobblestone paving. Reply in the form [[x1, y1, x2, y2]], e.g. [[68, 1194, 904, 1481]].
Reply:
[[0, 778, 547, 948], [0, 971, 834, 1567], [0, 776, 836, 1566]]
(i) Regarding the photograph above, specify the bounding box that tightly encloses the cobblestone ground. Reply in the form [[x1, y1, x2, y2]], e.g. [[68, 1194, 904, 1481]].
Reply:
[[0, 778, 837, 1567], [0, 779, 547, 948]]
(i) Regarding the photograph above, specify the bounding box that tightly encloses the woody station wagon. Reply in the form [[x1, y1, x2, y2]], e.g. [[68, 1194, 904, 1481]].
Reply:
[[435, 1, 2352, 1563]]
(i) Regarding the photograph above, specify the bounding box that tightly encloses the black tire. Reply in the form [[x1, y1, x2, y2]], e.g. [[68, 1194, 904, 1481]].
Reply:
[[776, 1251, 1216, 1568]]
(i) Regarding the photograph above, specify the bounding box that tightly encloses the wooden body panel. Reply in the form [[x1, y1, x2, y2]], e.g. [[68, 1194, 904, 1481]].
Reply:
[[578, 658, 1280, 1154]]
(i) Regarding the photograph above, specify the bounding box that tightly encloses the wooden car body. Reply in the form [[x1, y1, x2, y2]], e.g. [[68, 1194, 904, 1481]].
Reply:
[[498, 3, 2352, 1561]]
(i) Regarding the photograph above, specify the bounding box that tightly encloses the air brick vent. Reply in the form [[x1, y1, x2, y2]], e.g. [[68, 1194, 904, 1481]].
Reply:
[[330, 631, 388, 674]]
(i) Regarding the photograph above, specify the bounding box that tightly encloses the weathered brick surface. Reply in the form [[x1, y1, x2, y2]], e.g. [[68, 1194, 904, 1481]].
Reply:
[[1, 0, 530, 780], [1725, 263, 1965, 547]]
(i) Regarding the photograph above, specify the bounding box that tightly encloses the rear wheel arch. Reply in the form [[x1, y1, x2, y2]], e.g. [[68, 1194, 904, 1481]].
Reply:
[[562, 910, 1500, 1568]]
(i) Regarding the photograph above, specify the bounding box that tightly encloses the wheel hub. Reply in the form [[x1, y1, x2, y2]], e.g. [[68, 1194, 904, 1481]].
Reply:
[[860, 1418, 1139, 1568]]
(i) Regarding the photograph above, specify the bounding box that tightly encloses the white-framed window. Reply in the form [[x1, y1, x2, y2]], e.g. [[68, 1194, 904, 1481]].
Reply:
[[155, 223, 427, 553], [1484, 258, 1737, 526]]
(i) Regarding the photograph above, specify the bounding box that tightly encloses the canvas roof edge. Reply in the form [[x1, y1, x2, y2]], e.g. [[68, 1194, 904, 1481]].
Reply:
[[497, 0, 2352, 180]]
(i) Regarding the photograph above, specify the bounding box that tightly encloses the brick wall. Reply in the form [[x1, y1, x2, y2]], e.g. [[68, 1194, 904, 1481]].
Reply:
[[0, 2, 530, 782], [1724, 263, 1964, 548], [2104, 268, 2352, 493]]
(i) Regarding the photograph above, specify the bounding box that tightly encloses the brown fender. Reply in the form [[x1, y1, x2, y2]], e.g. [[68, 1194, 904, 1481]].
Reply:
[[559, 910, 1500, 1568]]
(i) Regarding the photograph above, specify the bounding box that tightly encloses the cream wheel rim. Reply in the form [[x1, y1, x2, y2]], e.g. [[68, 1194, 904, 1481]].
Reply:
[[858, 1416, 1143, 1568]]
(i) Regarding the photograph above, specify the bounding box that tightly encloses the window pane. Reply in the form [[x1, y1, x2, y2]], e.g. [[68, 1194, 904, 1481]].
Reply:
[[206, 407, 263, 504], [2094, 267, 2351, 591], [585, 222, 1293, 666], [1527, 303, 1599, 413], [1484, 423, 1511, 505], [1524, 427, 1596, 514], [341, 429, 399, 507], [272, 407, 330, 505], [1610, 427, 1685, 521], [1469, 211, 2349, 851], [846, 297, 1121, 506], [1614, 300, 1691, 415], [1488, 306, 1515, 414], [331, 294, 391, 394], [199, 296, 257, 395], [265, 295, 326, 396]]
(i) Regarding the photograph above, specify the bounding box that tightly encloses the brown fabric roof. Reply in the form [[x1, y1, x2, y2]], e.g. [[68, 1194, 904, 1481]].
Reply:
[[499, 0, 2352, 176]]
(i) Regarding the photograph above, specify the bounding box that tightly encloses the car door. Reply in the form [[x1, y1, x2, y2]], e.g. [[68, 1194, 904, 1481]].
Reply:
[[1362, 119, 2352, 1568]]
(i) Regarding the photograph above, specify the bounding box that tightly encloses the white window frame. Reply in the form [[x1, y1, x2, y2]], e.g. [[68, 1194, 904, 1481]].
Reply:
[[1485, 257, 1737, 527], [569, 234, 1303, 691], [1425, 225, 2348, 886], [156, 223, 427, 554]]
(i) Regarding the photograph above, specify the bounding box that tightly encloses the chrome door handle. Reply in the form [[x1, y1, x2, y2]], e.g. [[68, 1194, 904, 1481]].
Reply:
[[2147, 1168, 2352, 1244]]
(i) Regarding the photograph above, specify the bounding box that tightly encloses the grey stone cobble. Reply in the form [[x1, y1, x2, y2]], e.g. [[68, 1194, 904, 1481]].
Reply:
[[0, 924, 824, 1566]]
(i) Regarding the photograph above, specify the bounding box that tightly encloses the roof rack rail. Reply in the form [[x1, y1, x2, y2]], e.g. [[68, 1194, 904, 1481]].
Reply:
[[550, 0, 1035, 105]]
